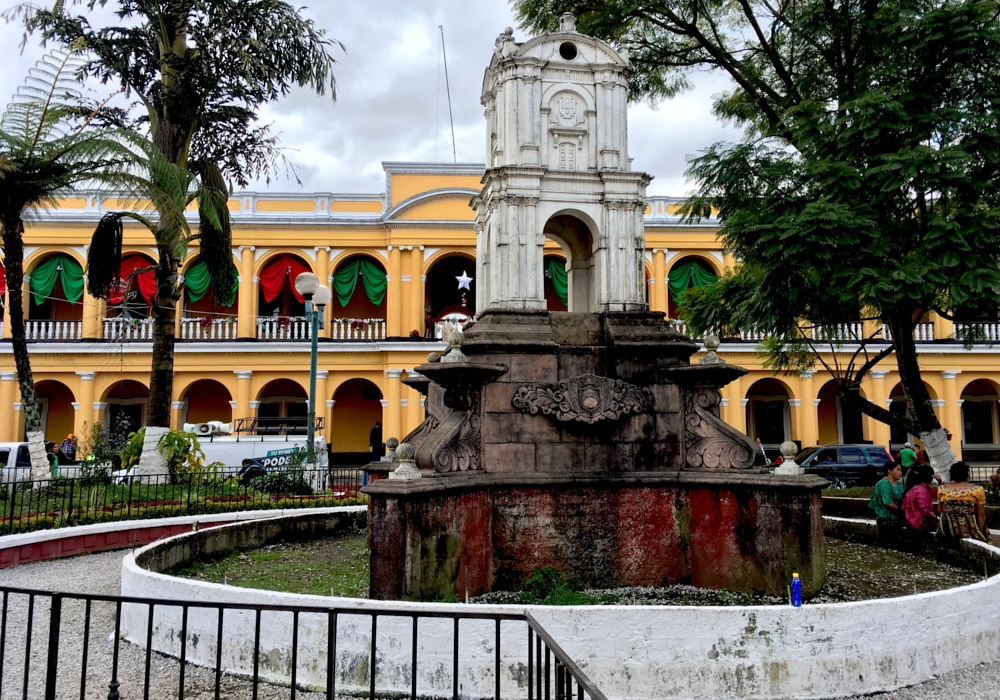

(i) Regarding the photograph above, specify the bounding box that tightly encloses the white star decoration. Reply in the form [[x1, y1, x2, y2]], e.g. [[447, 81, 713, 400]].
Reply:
[[456, 271, 473, 290]]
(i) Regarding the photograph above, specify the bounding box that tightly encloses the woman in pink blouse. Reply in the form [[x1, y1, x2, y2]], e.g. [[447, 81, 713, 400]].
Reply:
[[903, 465, 938, 535]]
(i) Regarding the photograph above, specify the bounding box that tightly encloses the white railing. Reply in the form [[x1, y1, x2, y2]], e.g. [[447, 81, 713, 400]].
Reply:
[[25, 319, 83, 341], [955, 322, 1000, 342], [739, 330, 770, 342], [330, 317, 386, 341], [810, 323, 864, 342], [256, 316, 311, 340], [180, 317, 239, 341], [103, 317, 154, 342], [882, 323, 936, 343]]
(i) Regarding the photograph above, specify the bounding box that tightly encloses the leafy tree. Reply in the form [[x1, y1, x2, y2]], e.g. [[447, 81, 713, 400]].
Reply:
[[515, 0, 1000, 471], [12, 0, 341, 459], [0, 45, 127, 482]]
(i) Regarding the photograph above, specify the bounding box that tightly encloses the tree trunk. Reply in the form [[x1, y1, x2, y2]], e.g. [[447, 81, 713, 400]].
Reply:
[[887, 314, 957, 478], [1, 214, 52, 484]]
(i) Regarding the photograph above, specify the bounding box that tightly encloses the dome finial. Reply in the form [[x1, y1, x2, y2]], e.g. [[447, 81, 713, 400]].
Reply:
[[559, 13, 577, 33]]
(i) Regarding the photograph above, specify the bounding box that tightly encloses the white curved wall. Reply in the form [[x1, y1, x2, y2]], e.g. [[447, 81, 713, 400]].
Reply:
[[121, 512, 1000, 699]]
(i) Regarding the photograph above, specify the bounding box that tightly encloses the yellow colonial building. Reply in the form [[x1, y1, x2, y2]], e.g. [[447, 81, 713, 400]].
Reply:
[[4, 161, 1000, 463]]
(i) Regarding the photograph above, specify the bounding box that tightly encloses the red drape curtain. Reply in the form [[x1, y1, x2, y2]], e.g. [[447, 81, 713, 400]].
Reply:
[[110, 256, 156, 305], [0, 265, 6, 295], [259, 255, 311, 303]]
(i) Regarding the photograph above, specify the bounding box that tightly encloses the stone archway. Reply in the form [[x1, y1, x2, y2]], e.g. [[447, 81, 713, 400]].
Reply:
[[330, 379, 383, 463], [543, 215, 594, 312], [34, 380, 75, 444], [181, 379, 233, 425]]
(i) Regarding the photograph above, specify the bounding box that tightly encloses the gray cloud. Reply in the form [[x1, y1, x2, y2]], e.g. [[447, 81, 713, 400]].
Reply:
[[0, 0, 741, 196]]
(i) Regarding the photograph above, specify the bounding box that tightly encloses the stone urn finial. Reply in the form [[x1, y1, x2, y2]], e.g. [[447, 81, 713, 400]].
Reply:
[[559, 12, 577, 32], [381, 437, 399, 462], [698, 334, 725, 366], [773, 440, 805, 476], [441, 328, 468, 363], [389, 442, 421, 480]]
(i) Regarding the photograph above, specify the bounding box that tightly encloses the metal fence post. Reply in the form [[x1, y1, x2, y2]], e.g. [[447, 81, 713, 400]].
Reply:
[[44, 594, 63, 700]]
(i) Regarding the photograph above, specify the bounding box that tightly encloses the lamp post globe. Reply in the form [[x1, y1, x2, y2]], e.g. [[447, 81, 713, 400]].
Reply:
[[294, 272, 320, 298], [313, 285, 332, 307]]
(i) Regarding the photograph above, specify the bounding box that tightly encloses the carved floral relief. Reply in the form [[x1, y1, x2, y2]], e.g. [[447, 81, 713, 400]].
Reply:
[[511, 373, 653, 424]]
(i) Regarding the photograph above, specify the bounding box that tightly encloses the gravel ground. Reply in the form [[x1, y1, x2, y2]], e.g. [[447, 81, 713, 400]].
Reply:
[[1, 550, 999, 699]]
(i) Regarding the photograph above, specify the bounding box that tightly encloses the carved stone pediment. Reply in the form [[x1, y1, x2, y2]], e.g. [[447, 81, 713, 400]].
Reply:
[[511, 373, 653, 424]]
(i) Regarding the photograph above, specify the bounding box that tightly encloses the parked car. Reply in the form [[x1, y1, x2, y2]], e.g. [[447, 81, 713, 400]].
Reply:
[[0, 442, 84, 484], [793, 444, 893, 488]]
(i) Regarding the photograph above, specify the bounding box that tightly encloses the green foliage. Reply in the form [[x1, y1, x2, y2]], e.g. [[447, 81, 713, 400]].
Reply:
[[522, 566, 597, 605], [248, 467, 313, 496], [119, 428, 220, 481]]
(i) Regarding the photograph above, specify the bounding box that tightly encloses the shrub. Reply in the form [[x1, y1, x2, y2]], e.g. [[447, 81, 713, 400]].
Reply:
[[522, 566, 596, 605]]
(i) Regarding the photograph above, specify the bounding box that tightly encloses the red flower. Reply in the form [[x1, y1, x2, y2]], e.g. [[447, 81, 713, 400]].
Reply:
[[991, 474, 999, 485]]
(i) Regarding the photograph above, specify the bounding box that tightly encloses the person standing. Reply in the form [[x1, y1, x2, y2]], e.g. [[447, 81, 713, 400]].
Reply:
[[59, 433, 77, 464], [45, 441, 60, 478], [898, 442, 917, 469], [369, 421, 383, 463], [754, 437, 768, 463], [869, 460, 904, 531]]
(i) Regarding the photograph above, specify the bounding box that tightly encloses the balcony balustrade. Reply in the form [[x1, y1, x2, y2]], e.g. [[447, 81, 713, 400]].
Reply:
[[256, 316, 311, 340], [180, 317, 239, 341], [955, 322, 1000, 342], [330, 317, 386, 341], [103, 317, 154, 342], [882, 323, 935, 343], [25, 320, 82, 341]]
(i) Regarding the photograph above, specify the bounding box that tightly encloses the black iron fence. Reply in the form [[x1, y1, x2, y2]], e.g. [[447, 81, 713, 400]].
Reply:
[[0, 468, 365, 537], [0, 585, 606, 700]]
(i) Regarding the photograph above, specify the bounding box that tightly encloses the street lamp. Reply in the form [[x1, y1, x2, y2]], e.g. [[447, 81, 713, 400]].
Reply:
[[294, 272, 331, 468]]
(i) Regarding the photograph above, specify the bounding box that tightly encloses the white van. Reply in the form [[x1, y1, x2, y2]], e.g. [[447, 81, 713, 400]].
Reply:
[[0, 442, 84, 484]]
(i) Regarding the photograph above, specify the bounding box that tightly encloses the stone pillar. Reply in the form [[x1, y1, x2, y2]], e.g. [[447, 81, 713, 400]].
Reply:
[[92, 401, 107, 432], [249, 400, 261, 421], [399, 248, 415, 338], [798, 370, 819, 448], [314, 370, 329, 437], [74, 372, 96, 439], [1, 291, 10, 339], [941, 370, 962, 460], [723, 375, 746, 434], [12, 402, 23, 441], [387, 246, 403, 338], [410, 248, 425, 337], [325, 399, 336, 443], [385, 369, 403, 442], [237, 246, 256, 339], [788, 399, 802, 442], [234, 370, 253, 422], [868, 370, 892, 450], [315, 247, 331, 338], [82, 287, 104, 339], [171, 401, 185, 430], [406, 370, 423, 434], [651, 249, 667, 315], [0, 372, 16, 441]]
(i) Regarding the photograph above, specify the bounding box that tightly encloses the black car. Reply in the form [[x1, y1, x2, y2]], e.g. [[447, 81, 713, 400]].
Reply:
[[793, 444, 893, 487]]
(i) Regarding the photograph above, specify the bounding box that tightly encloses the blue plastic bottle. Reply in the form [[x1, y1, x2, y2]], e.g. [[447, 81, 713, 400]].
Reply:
[[791, 573, 802, 607]]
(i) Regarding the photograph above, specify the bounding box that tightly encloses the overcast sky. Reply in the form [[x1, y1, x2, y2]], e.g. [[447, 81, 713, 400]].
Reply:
[[0, 0, 742, 197]]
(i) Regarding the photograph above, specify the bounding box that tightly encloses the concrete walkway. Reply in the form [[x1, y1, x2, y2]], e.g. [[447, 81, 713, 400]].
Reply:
[[0, 550, 997, 700]]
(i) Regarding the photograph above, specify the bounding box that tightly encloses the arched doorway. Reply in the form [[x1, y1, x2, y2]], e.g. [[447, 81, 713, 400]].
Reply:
[[182, 257, 238, 339], [667, 256, 718, 319], [425, 255, 476, 338], [543, 255, 568, 311], [329, 379, 383, 464], [745, 378, 792, 452], [104, 380, 149, 437], [108, 254, 156, 319], [543, 215, 594, 312], [817, 379, 866, 445], [331, 255, 387, 339], [257, 379, 307, 434], [27, 253, 84, 339], [35, 380, 75, 444], [961, 379, 1000, 446], [181, 379, 233, 425], [257, 255, 311, 317]]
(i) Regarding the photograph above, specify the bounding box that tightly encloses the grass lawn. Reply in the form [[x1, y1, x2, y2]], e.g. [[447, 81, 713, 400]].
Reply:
[[173, 534, 370, 597]]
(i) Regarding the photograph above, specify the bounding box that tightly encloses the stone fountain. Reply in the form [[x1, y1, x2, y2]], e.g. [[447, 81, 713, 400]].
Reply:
[[364, 15, 825, 601]]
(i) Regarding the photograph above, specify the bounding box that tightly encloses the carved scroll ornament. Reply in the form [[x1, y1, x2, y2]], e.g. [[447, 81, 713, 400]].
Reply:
[[683, 388, 756, 470], [512, 373, 653, 424]]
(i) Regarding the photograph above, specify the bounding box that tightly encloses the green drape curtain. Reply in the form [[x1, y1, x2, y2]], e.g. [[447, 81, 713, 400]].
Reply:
[[185, 260, 237, 306], [668, 260, 718, 302], [546, 258, 568, 306], [31, 255, 84, 305], [332, 258, 387, 307]]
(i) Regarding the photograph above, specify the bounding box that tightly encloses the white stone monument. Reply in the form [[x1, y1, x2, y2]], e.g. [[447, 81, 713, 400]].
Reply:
[[472, 13, 651, 313]]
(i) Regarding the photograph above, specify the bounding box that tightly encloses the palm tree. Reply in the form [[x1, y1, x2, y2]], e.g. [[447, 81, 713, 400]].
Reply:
[[18, 1, 340, 472], [0, 46, 128, 482]]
